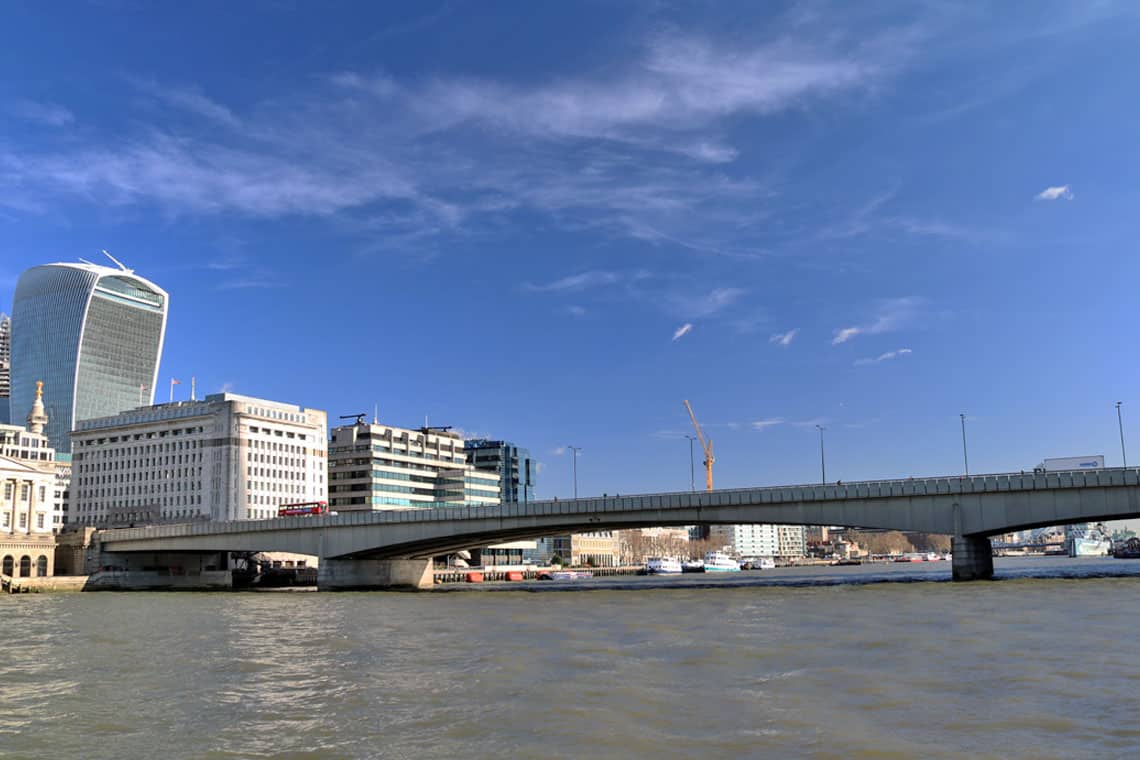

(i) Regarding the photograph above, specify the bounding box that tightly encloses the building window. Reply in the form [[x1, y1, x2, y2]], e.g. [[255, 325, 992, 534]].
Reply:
[[18, 513, 27, 529], [36, 556, 48, 576], [20, 483, 29, 501], [36, 514, 44, 529]]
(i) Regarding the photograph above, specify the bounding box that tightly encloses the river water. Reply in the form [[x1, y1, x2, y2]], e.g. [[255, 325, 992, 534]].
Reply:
[[3, 557, 1139, 759]]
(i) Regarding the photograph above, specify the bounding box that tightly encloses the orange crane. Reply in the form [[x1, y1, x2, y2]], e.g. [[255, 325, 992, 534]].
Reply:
[[683, 399, 714, 491]]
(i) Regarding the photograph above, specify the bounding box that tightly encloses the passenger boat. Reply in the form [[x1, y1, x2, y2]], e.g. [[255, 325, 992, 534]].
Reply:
[[702, 551, 741, 573], [1067, 524, 1112, 557], [681, 559, 705, 573], [540, 570, 594, 581], [645, 557, 683, 574], [756, 557, 776, 570]]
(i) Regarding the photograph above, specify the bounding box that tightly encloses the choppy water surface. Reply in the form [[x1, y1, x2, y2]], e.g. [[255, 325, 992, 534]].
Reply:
[[3, 557, 1140, 759]]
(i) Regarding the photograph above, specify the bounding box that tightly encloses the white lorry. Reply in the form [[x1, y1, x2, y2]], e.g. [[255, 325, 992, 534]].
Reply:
[[1034, 455, 1105, 473]]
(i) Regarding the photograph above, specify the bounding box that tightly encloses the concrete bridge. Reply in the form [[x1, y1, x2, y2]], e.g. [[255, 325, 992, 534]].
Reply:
[[92, 467, 1140, 589]]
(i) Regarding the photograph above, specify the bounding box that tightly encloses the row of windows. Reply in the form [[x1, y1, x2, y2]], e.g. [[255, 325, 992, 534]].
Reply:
[[1, 511, 47, 529], [2, 483, 47, 502], [78, 427, 204, 446]]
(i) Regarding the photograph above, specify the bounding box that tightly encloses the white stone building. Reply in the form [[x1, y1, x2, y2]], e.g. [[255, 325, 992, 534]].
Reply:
[[70, 393, 327, 526], [1, 382, 60, 577]]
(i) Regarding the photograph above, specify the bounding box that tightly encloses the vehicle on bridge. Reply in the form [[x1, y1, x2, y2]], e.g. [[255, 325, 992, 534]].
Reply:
[[277, 501, 329, 517]]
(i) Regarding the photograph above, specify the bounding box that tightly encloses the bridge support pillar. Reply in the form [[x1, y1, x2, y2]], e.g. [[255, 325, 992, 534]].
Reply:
[[951, 536, 993, 581], [317, 558, 434, 591]]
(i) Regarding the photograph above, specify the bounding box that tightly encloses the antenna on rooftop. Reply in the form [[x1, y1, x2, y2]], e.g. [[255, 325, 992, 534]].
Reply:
[[101, 249, 133, 273], [373, 402, 379, 425], [78, 258, 97, 266]]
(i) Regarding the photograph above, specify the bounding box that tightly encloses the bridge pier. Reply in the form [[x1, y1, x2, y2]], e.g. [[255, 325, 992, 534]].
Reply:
[[951, 536, 994, 581], [317, 558, 434, 591]]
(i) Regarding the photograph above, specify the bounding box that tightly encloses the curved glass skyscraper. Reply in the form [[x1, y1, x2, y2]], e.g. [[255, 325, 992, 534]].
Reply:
[[10, 262, 168, 453]]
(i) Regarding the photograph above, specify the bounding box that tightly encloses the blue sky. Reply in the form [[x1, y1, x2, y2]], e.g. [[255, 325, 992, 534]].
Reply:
[[2, 1, 1140, 499]]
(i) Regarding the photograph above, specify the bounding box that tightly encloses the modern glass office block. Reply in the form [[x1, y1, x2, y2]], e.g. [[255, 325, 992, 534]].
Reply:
[[10, 262, 168, 453]]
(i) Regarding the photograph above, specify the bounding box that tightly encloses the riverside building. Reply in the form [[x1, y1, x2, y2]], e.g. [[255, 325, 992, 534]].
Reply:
[[327, 421, 500, 511], [463, 439, 534, 503], [1, 382, 61, 577], [10, 259, 169, 453], [70, 393, 327, 527]]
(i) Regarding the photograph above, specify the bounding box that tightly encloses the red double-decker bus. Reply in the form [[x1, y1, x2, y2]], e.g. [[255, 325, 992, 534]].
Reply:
[[277, 501, 328, 517]]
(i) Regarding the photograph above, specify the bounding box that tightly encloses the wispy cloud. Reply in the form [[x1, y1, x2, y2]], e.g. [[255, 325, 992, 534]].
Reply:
[[214, 275, 285, 291], [566, 305, 587, 318], [832, 297, 924, 344], [6, 99, 74, 127], [0, 28, 905, 256], [662, 287, 747, 323], [769, 328, 799, 347], [672, 323, 693, 341], [1036, 184, 1073, 201], [752, 418, 784, 430], [551, 446, 566, 456], [525, 270, 622, 292], [854, 347, 913, 366]]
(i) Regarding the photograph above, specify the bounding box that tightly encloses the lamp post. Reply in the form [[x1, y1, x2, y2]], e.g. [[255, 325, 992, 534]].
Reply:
[[568, 445, 581, 499], [815, 424, 826, 485], [684, 435, 696, 492], [960, 413, 970, 476], [1117, 402, 1128, 468]]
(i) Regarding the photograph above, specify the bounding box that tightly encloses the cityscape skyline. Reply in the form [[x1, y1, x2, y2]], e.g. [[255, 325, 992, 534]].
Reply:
[[2, 3, 1140, 499]]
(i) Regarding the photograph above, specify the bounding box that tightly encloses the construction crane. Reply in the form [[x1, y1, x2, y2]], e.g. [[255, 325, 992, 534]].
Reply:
[[683, 399, 714, 491]]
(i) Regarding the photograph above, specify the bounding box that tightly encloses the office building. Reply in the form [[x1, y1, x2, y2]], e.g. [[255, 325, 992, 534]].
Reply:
[[464, 439, 534, 503], [10, 260, 168, 452], [1, 382, 61, 577], [70, 393, 326, 527], [328, 421, 499, 511], [711, 524, 807, 560], [0, 312, 10, 424]]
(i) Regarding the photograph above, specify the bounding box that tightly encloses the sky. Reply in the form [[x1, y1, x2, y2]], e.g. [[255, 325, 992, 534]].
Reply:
[[2, 1, 1140, 500]]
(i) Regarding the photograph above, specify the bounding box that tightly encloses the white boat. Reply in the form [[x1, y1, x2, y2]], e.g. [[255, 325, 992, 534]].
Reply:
[[543, 570, 594, 581], [756, 557, 776, 570], [645, 557, 683, 574], [703, 551, 741, 573]]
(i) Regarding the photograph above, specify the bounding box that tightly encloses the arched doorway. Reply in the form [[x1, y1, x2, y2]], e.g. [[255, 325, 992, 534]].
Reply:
[[36, 556, 48, 577], [19, 556, 31, 577], [1, 555, 12, 576]]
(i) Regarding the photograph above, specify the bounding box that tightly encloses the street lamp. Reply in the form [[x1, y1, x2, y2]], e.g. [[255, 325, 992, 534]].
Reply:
[[568, 445, 581, 499], [1117, 402, 1128, 468], [684, 435, 696, 492], [960, 413, 970, 476], [815, 425, 826, 485]]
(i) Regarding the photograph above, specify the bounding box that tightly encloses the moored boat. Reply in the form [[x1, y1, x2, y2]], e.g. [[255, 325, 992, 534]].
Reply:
[[703, 551, 741, 573], [645, 557, 683, 574]]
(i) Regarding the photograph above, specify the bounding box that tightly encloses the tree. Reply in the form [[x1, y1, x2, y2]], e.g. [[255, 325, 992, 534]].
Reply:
[[848, 530, 913, 555]]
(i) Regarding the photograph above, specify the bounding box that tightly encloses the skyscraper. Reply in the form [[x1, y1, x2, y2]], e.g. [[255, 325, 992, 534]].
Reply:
[[0, 313, 10, 424], [10, 260, 168, 453], [464, 439, 535, 503]]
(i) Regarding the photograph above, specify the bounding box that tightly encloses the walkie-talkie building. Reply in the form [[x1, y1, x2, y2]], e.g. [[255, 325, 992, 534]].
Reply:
[[10, 261, 168, 453]]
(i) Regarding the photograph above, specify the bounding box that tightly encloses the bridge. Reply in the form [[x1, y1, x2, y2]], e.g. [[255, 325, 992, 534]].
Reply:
[[90, 467, 1140, 589]]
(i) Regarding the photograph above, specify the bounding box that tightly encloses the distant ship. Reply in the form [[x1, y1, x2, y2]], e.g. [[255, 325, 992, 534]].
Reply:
[[1066, 524, 1112, 557], [1113, 537, 1140, 559], [645, 557, 683, 574], [702, 551, 741, 573]]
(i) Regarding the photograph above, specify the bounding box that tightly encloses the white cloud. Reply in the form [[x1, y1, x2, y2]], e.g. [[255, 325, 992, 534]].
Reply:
[[854, 347, 913, 366], [668, 287, 747, 319], [752, 418, 784, 430], [0, 28, 900, 256], [769, 328, 799, 346], [551, 446, 566, 456], [672, 323, 693, 341], [1036, 185, 1073, 201], [525, 270, 622, 292], [832, 297, 923, 344]]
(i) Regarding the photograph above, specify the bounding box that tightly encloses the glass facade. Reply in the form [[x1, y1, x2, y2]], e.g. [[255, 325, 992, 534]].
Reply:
[[11, 264, 168, 453], [464, 439, 535, 503]]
